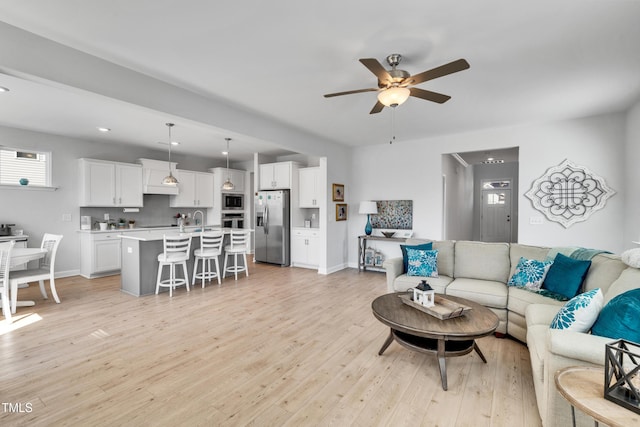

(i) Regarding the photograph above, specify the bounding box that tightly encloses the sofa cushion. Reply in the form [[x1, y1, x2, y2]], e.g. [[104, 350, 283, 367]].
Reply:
[[508, 257, 553, 290], [591, 289, 640, 342], [402, 239, 455, 277], [406, 248, 438, 277], [549, 288, 603, 332], [454, 241, 510, 282], [542, 253, 591, 299], [509, 287, 564, 318], [582, 253, 626, 293], [604, 267, 640, 304], [509, 243, 550, 278], [400, 242, 432, 274], [446, 277, 507, 309], [393, 274, 453, 294]]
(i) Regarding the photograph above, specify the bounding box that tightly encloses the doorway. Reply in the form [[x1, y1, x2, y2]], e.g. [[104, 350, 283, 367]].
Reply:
[[481, 180, 512, 242], [442, 147, 519, 243]]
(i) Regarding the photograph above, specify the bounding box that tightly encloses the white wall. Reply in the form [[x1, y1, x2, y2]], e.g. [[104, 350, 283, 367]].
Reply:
[[624, 99, 640, 248], [441, 154, 474, 241], [348, 111, 628, 267]]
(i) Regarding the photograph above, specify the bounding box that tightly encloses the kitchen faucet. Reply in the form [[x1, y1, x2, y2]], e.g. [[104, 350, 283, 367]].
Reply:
[[193, 210, 205, 228]]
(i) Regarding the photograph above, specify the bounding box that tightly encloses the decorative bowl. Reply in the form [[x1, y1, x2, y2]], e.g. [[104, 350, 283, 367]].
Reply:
[[381, 231, 395, 238], [19, 178, 29, 186]]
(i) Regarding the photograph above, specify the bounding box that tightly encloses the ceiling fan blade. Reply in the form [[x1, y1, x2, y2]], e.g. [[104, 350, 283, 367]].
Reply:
[[369, 101, 385, 114], [324, 88, 378, 98], [407, 58, 470, 86], [409, 87, 451, 104], [359, 58, 392, 83]]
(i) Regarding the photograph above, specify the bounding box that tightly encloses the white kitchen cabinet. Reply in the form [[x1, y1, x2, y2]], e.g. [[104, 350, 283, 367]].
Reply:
[[79, 159, 143, 207], [260, 162, 294, 189], [291, 228, 319, 269], [80, 232, 121, 278], [298, 167, 320, 207], [170, 170, 214, 207]]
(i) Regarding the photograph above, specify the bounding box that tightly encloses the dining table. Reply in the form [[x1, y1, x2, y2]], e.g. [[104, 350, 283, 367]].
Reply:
[[9, 247, 47, 311]]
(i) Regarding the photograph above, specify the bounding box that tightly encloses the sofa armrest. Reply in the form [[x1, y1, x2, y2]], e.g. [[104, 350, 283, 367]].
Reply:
[[383, 257, 403, 293], [548, 329, 611, 366]]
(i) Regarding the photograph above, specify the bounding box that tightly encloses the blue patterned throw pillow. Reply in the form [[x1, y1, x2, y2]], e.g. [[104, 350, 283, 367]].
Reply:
[[508, 257, 554, 290], [550, 288, 603, 332], [406, 248, 439, 278]]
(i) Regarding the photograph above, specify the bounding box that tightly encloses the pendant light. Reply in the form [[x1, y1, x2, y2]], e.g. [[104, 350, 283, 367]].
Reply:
[[222, 137, 234, 190], [162, 123, 178, 186]]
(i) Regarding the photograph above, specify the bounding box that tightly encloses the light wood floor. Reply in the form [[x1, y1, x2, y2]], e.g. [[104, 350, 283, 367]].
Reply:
[[1, 262, 542, 426]]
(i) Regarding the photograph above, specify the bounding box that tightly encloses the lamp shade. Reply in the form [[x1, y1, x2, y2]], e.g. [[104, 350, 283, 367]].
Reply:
[[359, 201, 378, 215], [377, 87, 410, 107]]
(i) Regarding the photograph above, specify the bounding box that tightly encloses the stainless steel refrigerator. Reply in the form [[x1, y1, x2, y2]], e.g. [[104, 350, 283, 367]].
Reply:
[[255, 190, 290, 266]]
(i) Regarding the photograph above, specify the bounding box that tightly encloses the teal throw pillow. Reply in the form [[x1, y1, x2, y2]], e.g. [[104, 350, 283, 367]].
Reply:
[[406, 248, 439, 278], [591, 289, 640, 342], [542, 253, 592, 299], [508, 257, 553, 291], [550, 288, 603, 332], [400, 242, 432, 274]]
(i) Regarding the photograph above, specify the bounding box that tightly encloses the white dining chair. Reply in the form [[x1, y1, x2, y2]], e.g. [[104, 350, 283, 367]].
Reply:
[[156, 234, 192, 297], [0, 240, 15, 322], [223, 229, 251, 281], [9, 233, 63, 314], [192, 230, 224, 288]]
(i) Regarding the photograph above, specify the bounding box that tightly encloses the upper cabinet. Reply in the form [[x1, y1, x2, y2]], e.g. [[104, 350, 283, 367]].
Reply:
[[298, 167, 320, 207], [79, 158, 143, 207], [260, 162, 295, 190], [170, 170, 214, 207]]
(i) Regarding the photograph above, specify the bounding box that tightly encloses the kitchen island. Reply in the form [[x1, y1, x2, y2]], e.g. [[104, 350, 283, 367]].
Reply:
[[120, 228, 248, 296]]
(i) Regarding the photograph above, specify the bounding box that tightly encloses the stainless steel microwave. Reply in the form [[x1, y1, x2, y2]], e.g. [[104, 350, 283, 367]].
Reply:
[[223, 193, 244, 210]]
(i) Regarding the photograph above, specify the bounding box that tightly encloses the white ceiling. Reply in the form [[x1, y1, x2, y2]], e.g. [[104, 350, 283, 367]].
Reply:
[[0, 0, 639, 161]]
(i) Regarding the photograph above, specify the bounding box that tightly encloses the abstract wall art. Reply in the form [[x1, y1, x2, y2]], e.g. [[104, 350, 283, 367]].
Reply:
[[370, 200, 413, 230], [525, 159, 615, 228]]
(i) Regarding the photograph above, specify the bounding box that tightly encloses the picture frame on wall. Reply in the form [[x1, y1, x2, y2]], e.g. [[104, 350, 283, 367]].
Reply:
[[332, 183, 345, 201], [336, 203, 347, 221]]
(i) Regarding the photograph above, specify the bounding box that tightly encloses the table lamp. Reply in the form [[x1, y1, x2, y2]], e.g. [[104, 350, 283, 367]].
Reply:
[[359, 201, 378, 236]]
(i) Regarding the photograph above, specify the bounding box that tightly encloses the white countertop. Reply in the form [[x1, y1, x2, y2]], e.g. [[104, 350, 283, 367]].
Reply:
[[120, 228, 250, 242], [0, 234, 29, 241], [77, 225, 221, 234]]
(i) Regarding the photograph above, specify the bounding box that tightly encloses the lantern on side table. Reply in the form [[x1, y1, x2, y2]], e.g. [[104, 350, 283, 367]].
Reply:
[[604, 339, 640, 415], [412, 280, 435, 308]]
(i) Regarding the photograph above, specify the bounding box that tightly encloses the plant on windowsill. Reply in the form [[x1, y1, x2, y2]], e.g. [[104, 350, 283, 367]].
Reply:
[[128, 220, 135, 229]]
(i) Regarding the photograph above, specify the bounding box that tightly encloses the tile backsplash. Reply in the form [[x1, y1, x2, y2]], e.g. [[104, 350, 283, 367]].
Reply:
[[80, 195, 202, 229]]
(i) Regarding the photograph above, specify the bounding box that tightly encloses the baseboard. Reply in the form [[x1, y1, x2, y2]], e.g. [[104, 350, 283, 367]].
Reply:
[[56, 269, 80, 279]]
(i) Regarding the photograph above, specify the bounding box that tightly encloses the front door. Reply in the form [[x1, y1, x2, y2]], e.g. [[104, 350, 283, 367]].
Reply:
[[481, 180, 512, 243]]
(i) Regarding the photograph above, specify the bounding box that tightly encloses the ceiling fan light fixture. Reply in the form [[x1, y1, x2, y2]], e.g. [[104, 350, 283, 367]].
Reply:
[[377, 87, 410, 107]]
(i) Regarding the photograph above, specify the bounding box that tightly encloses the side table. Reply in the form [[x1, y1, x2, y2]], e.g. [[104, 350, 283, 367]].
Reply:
[[357, 235, 406, 272], [555, 366, 640, 427]]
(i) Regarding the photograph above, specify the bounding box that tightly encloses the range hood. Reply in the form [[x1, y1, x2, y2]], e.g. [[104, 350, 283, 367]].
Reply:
[[138, 158, 179, 195]]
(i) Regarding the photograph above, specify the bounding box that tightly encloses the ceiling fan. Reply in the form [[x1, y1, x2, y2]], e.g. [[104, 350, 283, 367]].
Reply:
[[324, 54, 470, 114]]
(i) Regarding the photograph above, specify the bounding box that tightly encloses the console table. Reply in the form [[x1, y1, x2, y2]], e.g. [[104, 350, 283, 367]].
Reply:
[[358, 235, 407, 272]]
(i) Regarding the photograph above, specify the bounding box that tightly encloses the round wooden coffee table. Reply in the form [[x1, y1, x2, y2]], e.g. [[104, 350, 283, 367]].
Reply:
[[371, 292, 499, 390]]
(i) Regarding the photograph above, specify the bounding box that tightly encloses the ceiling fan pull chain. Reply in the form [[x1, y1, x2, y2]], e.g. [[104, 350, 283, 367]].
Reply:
[[390, 107, 396, 144]]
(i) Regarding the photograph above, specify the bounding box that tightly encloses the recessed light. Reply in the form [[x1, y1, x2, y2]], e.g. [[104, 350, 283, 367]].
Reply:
[[97, 127, 111, 132], [171, 141, 180, 146], [222, 151, 229, 155], [0, 86, 10, 92]]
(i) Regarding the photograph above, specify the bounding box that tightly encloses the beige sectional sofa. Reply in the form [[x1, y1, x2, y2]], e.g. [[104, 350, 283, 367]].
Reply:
[[383, 238, 637, 427]]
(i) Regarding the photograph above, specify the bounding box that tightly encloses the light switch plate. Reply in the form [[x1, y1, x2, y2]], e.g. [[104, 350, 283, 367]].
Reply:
[[529, 216, 544, 225]]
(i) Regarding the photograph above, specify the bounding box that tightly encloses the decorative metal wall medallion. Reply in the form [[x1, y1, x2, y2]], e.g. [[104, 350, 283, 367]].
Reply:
[[525, 159, 615, 228]]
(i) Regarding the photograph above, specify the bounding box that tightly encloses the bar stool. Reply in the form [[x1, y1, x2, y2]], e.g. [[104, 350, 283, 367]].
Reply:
[[223, 229, 250, 280], [156, 234, 192, 297], [192, 230, 224, 288]]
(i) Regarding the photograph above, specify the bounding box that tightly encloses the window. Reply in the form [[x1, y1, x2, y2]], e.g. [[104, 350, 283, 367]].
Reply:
[[0, 148, 51, 186]]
